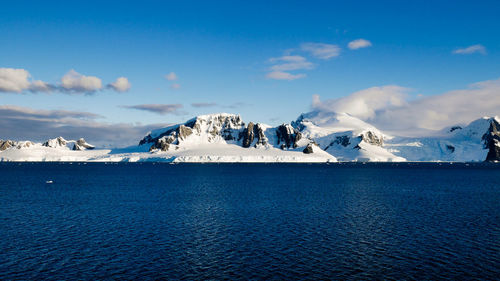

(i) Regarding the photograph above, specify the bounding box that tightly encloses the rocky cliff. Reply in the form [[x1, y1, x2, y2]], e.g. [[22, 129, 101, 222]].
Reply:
[[483, 118, 500, 161]]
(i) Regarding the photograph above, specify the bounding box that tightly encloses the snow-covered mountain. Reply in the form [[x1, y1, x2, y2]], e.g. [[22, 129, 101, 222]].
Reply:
[[292, 111, 405, 162], [385, 117, 500, 162], [136, 113, 335, 162], [0, 137, 104, 161], [0, 112, 499, 162]]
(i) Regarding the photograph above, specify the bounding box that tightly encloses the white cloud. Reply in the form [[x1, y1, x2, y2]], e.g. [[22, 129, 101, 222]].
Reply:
[[266, 71, 306, 81], [0, 68, 31, 93], [300, 43, 341, 60], [29, 80, 52, 92], [108, 77, 131, 92], [348, 39, 372, 50], [165, 72, 178, 81], [312, 86, 409, 119], [61, 69, 102, 93], [312, 78, 500, 135], [171, 83, 181, 89], [0, 68, 131, 94], [453, 44, 486, 55]]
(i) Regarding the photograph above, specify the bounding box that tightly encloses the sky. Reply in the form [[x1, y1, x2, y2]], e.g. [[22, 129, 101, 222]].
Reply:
[[1, 0, 499, 146]]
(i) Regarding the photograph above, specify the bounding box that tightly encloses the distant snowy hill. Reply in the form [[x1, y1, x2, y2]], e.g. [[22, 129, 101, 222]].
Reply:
[[386, 117, 500, 162], [0, 112, 499, 162]]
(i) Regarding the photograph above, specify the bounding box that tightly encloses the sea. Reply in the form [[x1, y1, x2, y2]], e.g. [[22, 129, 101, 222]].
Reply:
[[0, 162, 499, 280]]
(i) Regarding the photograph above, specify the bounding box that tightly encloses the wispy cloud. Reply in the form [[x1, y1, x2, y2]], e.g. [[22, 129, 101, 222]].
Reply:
[[191, 102, 249, 109], [266, 55, 312, 80], [191, 102, 218, 108], [165, 72, 178, 81], [29, 80, 53, 92], [266, 43, 341, 80], [452, 44, 486, 55], [224, 102, 251, 109], [348, 39, 372, 50], [300, 43, 341, 60], [0, 105, 164, 147], [122, 104, 184, 115], [0, 67, 131, 94], [269, 55, 314, 71], [266, 71, 306, 81], [0, 105, 102, 120]]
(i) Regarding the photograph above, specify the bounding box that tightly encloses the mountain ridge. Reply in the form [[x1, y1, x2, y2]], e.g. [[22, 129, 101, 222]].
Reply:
[[0, 112, 499, 162]]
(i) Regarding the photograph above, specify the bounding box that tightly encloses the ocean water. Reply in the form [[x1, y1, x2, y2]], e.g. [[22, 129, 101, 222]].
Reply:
[[0, 163, 499, 280]]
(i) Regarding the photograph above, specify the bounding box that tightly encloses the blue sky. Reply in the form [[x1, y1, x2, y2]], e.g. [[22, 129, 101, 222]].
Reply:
[[1, 0, 499, 145]]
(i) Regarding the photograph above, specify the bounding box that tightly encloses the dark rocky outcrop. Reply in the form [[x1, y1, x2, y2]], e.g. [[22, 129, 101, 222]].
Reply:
[[276, 124, 301, 149], [150, 135, 176, 152], [483, 119, 500, 161], [324, 135, 351, 150], [240, 122, 255, 148], [359, 131, 383, 146], [334, 136, 351, 147], [42, 137, 67, 148], [178, 125, 193, 140], [72, 138, 95, 151], [446, 144, 455, 153], [303, 143, 315, 154], [239, 122, 268, 148]]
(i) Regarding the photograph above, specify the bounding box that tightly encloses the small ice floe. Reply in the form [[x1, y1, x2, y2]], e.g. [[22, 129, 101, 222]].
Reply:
[[46, 180, 53, 184]]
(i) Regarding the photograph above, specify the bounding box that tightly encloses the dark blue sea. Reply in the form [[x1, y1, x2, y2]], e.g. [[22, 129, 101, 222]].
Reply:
[[0, 163, 499, 280]]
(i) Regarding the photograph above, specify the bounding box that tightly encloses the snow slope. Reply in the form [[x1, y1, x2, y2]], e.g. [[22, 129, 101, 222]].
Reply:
[[0, 113, 498, 162], [0, 115, 336, 162], [293, 111, 405, 162], [386, 117, 499, 162]]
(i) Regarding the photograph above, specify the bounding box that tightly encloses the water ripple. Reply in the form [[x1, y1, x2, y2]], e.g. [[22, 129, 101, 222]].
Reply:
[[0, 163, 499, 280]]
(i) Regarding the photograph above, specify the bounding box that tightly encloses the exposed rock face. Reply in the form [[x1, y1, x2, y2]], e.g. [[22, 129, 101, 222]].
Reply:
[[142, 114, 246, 151], [254, 124, 268, 147], [359, 131, 383, 146], [241, 122, 255, 148], [323, 136, 351, 151], [239, 123, 268, 148], [303, 143, 316, 154], [276, 124, 301, 149], [0, 140, 15, 151], [177, 125, 193, 141], [334, 136, 350, 147], [72, 138, 95, 151], [483, 119, 500, 161], [446, 144, 455, 153], [43, 137, 67, 148], [150, 135, 176, 152]]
